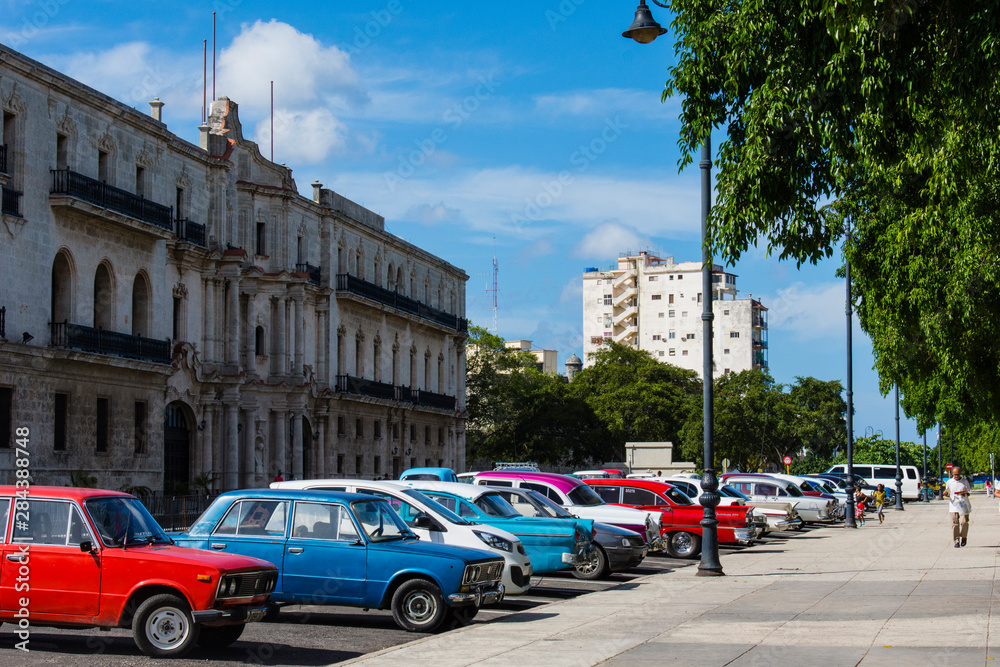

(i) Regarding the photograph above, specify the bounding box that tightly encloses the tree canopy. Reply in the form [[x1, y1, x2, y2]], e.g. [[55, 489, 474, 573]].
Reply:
[[662, 1, 1000, 431]]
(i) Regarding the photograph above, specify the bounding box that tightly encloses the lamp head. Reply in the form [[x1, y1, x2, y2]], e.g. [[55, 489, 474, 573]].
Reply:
[[622, 1, 667, 44]]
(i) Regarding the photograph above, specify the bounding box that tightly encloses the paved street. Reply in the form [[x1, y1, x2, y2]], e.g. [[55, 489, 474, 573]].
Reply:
[[348, 496, 1000, 666]]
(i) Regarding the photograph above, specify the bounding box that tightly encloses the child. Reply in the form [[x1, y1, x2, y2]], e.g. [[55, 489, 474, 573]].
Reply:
[[874, 484, 887, 524], [855, 489, 868, 525]]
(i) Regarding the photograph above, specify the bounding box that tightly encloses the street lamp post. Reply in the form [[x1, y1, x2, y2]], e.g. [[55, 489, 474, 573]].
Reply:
[[894, 384, 904, 510], [922, 431, 928, 502], [937, 424, 943, 499], [623, 0, 723, 575], [844, 222, 857, 528]]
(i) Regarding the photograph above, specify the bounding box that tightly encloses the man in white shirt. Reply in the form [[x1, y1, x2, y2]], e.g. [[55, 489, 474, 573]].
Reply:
[[945, 465, 972, 548]]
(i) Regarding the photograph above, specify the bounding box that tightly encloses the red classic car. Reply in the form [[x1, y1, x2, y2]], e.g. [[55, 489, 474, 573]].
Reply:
[[0, 486, 277, 657], [584, 479, 758, 559]]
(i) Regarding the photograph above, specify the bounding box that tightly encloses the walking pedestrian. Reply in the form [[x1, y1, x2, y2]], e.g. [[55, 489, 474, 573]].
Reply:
[[874, 484, 887, 524], [855, 489, 868, 526], [945, 465, 972, 547]]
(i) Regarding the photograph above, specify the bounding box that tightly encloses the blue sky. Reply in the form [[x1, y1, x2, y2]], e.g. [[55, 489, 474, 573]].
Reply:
[[4, 0, 931, 447]]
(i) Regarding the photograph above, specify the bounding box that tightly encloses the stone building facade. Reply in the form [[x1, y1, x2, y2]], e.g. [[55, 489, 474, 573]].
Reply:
[[582, 251, 768, 378], [0, 44, 468, 492]]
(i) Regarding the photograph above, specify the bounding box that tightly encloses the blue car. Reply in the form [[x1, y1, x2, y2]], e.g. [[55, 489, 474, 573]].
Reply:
[[172, 489, 505, 632], [399, 467, 459, 482], [401, 480, 594, 575]]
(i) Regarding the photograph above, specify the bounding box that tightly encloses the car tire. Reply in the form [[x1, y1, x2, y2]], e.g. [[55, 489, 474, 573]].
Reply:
[[572, 544, 608, 580], [263, 602, 281, 621], [132, 593, 200, 658], [666, 531, 701, 559], [391, 579, 447, 632], [196, 624, 245, 649], [445, 604, 480, 629]]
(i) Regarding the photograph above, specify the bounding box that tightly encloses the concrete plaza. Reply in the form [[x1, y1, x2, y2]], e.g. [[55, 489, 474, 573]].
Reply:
[[345, 495, 1000, 666]]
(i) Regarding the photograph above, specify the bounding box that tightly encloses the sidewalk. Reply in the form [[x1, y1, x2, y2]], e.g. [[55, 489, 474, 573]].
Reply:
[[343, 495, 999, 666]]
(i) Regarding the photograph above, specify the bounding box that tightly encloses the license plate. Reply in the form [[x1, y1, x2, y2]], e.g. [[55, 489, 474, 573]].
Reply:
[[481, 591, 502, 605], [246, 607, 268, 623]]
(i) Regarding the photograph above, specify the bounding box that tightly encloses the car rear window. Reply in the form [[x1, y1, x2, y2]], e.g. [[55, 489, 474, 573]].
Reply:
[[622, 487, 660, 506]]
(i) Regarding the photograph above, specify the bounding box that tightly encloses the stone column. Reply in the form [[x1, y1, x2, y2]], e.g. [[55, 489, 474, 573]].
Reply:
[[200, 403, 214, 478], [292, 290, 304, 374], [204, 277, 216, 362], [215, 278, 226, 361], [274, 296, 287, 375], [291, 411, 304, 480], [316, 309, 328, 384], [224, 402, 239, 490], [225, 277, 241, 365], [245, 291, 257, 362], [315, 417, 326, 478], [272, 408, 287, 478], [242, 405, 257, 487], [210, 404, 222, 485]]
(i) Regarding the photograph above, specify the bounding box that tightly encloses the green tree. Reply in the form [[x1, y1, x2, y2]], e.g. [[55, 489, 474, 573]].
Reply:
[[832, 436, 922, 468], [568, 342, 700, 459], [662, 1, 1000, 431], [787, 377, 846, 461]]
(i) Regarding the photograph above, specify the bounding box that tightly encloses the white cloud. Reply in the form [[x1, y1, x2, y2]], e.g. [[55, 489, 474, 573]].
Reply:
[[403, 202, 463, 225], [534, 88, 681, 120], [217, 20, 363, 110], [559, 278, 583, 304], [763, 281, 844, 340], [573, 221, 653, 259], [256, 108, 347, 164]]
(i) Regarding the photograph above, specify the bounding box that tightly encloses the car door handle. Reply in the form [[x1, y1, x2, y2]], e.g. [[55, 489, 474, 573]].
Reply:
[[288, 547, 304, 554], [210, 543, 227, 550], [6, 554, 25, 562]]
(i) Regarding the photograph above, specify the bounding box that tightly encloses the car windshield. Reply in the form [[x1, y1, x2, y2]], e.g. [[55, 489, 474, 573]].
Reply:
[[85, 497, 171, 547], [784, 484, 804, 497], [567, 484, 605, 506], [400, 489, 473, 526], [523, 490, 575, 518], [351, 499, 414, 542], [721, 486, 749, 500], [475, 493, 521, 518], [663, 487, 693, 505]]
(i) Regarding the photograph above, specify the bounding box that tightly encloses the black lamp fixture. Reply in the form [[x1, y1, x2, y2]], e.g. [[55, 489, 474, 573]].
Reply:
[[622, 0, 723, 576], [622, 1, 667, 44], [20, 332, 33, 344]]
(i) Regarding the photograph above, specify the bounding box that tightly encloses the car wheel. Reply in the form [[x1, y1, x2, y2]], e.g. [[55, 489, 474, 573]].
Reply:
[[132, 593, 200, 658], [263, 602, 281, 621], [196, 624, 245, 649], [572, 544, 608, 580], [666, 531, 701, 559], [445, 604, 480, 629], [391, 579, 447, 632]]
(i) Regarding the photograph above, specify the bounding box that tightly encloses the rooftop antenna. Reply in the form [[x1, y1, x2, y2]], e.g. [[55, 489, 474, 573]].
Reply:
[[212, 11, 216, 100], [202, 39, 207, 123], [489, 236, 498, 333], [270, 80, 274, 161]]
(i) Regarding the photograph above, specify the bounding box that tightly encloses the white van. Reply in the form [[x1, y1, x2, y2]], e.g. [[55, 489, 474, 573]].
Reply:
[[825, 464, 921, 500]]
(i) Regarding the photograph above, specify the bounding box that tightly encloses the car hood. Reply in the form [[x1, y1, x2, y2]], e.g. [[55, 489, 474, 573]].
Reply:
[[500, 516, 592, 537], [369, 537, 503, 564], [117, 541, 276, 572], [593, 522, 643, 540], [566, 504, 659, 527]]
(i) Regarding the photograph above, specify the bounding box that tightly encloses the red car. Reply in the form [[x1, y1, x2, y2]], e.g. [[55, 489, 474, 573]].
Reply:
[[585, 479, 758, 559], [0, 486, 277, 657]]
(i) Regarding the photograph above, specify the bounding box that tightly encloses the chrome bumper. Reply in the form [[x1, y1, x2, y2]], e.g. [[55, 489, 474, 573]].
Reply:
[[193, 605, 268, 624], [447, 583, 504, 607]]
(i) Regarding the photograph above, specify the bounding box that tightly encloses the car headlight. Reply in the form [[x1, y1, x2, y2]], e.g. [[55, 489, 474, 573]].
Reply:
[[474, 530, 513, 552], [621, 537, 632, 547]]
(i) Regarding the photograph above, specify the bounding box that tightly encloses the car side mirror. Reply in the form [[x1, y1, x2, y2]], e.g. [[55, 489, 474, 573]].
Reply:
[[79, 541, 95, 553], [413, 514, 435, 530]]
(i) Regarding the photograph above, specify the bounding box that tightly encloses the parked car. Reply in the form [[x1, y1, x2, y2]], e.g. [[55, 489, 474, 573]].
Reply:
[[721, 475, 838, 523], [584, 479, 758, 559], [0, 486, 277, 657], [471, 471, 664, 550], [715, 485, 803, 532], [572, 470, 626, 480], [399, 467, 459, 482], [485, 486, 648, 579], [826, 464, 922, 500], [811, 474, 896, 505], [400, 480, 593, 574], [173, 489, 504, 632], [662, 476, 785, 535], [271, 479, 534, 594]]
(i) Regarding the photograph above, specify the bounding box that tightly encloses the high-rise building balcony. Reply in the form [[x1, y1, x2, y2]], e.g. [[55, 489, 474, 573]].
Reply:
[[50, 168, 173, 236], [51, 321, 172, 364]]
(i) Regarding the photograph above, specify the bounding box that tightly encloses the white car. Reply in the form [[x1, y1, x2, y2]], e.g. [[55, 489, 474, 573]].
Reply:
[[664, 477, 801, 533], [271, 479, 534, 594], [721, 475, 838, 524]]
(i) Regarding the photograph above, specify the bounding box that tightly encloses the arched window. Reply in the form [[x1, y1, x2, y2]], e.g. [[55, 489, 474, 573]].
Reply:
[[51, 250, 75, 325], [397, 267, 405, 295], [373, 339, 382, 382], [255, 326, 265, 356], [131, 272, 150, 337], [94, 262, 115, 330], [387, 262, 395, 290]]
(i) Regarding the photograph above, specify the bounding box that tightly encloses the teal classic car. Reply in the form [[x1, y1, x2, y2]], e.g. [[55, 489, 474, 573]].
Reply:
[[400, 480, 594, 574], [172, 489, 504, 632]]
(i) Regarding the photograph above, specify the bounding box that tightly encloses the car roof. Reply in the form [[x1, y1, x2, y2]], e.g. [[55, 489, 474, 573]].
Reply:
[[399, 467, 456, 479], [585, 478, 674, 491], [271, 479, 410, 492], [217, 488, 377, 503], [401, 480, 490, 499], [0, 486, 133, 502], [722, 475, 791, 485], [475, 470, 584, 489]]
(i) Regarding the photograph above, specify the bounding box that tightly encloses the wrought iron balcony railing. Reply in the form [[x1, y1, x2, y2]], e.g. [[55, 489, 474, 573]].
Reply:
[[51, 321, 171, 364], [295, 262, 321, 285], [414, 389, 457, 411], [1, 186, 21, 217], [335, 273, 468, 333], [175, 218, 206, 246], [335, 375, 397, 401], [51, 168, 172, 230]]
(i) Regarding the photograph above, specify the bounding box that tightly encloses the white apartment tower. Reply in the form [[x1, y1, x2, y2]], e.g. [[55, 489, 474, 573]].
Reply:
[[582, 252, 768, 378]]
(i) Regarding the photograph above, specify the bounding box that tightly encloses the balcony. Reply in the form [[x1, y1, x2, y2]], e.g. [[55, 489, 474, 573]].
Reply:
[[50, 168, 172, 232], [2, 186, 21, 217], [415, 389, 456, 411], [752, 340, 768, 349], [175, 218, 206, 246], [51, 321, 171, 364], [295, 262, 322, 285], [336, 274, 468, 333], [336, 375, 397, 401]]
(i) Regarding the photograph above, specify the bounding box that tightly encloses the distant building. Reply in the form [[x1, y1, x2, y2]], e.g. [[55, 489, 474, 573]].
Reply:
[[581, 251, 768, 378], [504, 340, 558, 374], [0, 43, 468, 492], [564, 354, 582, 382]]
